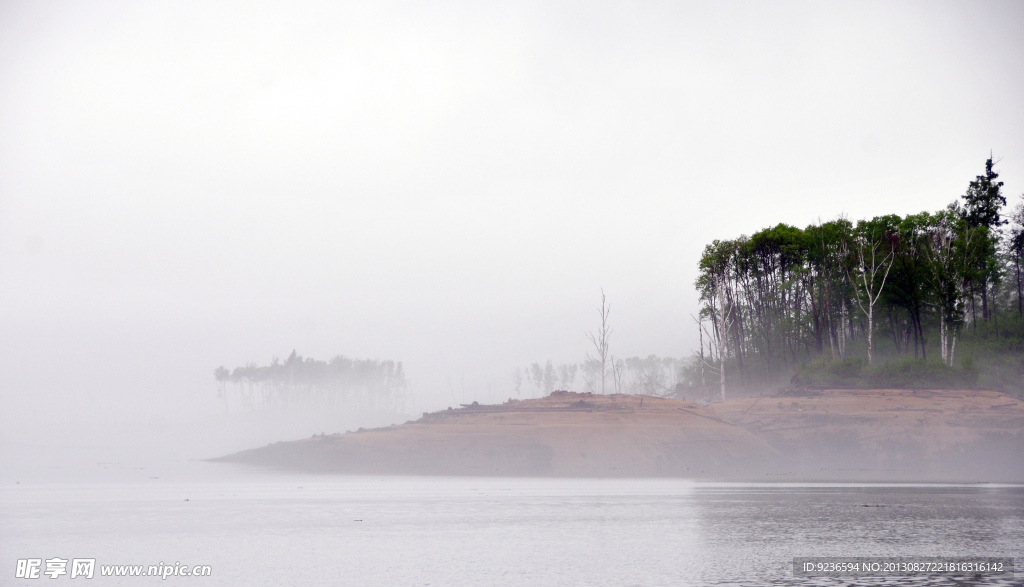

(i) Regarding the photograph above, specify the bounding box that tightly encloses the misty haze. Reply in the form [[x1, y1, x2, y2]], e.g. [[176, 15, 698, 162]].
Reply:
[[2, 1, 1023, 585]]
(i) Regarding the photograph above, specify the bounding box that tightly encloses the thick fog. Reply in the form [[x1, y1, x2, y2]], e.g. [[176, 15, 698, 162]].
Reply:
[[1, 1, 1023, 467]]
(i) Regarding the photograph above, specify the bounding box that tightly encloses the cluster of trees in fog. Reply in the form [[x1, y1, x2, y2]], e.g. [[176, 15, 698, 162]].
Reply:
[[214, 351, 408, 414], [515, 355, 684, 397], [694, 157, 1024, 399]]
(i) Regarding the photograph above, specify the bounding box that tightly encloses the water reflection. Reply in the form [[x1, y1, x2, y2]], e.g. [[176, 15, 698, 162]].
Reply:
[[1, 472, 1020, 586]]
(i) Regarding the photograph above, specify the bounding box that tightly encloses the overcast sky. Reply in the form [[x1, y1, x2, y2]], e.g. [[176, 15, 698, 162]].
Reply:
[[1, 0, 1022, 429]]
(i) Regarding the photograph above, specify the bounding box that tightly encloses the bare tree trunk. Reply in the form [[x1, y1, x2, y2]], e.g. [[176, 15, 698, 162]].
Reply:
[[867, 302, 875, 366], [611, 356, 624, 394], [587, 289, 612, 394], [839, 304, 847, 358], [850, 236, 894, 366], [1016, 253, 1022, 317], [719, 294, 728, 403], [715, 274, 734, 402], [982, 276, 989, 321], [698, 317, 706, 396], [970, 280, 977, 329], [940, 316, 945, 365]]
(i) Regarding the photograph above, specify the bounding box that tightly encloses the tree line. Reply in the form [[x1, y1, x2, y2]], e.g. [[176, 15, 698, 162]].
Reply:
[[695, 157, 1024, 399], [515, 355, 685, 397], [214, 350, 408, 414]]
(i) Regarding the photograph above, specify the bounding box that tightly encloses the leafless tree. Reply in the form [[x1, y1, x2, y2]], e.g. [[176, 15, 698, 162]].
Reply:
[[586, 289, 612, 394]]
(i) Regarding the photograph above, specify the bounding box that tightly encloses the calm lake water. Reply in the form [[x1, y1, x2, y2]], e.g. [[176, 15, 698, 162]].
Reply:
[[2, 463, 1022, 586]]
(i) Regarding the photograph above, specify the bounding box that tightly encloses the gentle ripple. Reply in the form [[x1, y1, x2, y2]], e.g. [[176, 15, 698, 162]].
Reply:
[[1, 468, 1021, 586]]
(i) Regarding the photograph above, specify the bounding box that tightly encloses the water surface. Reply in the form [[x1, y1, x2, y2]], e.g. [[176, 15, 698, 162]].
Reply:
[[2, 464, 1021, 586]]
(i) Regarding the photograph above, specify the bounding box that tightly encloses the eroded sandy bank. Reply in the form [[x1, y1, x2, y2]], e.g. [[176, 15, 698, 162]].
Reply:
[[214, 389, 1024, 481]]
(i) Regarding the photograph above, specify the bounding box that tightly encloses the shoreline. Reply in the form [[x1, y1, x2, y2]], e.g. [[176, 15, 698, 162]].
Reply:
[[214, 389, 1024, 483]]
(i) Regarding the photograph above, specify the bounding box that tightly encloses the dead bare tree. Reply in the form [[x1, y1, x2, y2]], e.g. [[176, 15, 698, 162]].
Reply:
[[586, 289, 612, 394]]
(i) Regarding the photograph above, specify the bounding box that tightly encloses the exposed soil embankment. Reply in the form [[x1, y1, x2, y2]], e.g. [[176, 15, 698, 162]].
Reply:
[[214, 389, 1024, 481], [705, 388, 1024, 481]]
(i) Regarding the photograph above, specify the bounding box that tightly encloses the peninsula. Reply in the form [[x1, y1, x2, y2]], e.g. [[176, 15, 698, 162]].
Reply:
[[214, 389, 1024, 482]]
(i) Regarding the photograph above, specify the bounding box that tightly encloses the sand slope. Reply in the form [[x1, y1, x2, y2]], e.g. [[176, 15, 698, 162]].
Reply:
[[215, 389, 1024, 481], [705, 388, 1024, 481]]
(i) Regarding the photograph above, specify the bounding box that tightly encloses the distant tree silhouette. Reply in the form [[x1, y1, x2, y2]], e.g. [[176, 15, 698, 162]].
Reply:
[[215, 351, 408, 415]]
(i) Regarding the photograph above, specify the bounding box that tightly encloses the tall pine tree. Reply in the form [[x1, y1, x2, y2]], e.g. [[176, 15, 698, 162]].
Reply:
[[960, 155, 1006, 320]]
